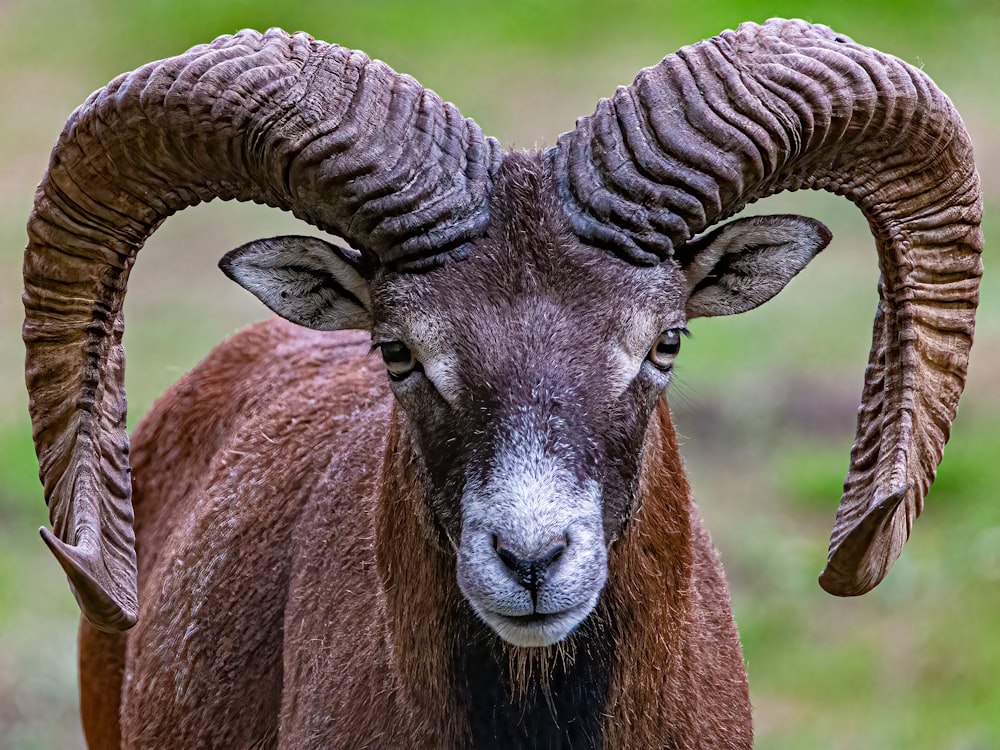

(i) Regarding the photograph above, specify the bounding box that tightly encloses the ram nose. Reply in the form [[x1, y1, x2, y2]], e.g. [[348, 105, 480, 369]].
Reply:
[[492, 534, 567, 603]]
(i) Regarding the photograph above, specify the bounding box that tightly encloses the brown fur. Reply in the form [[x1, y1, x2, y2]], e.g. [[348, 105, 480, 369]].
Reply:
[[80, 319, 751, 748], [78, 622, 124, 750], [603, 401, 751, 748]]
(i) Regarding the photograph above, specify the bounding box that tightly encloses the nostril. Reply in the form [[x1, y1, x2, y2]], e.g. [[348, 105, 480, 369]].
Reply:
[[493, 534, 569, 595], [497, 546, 521, 573], [544, 543, 566, 567]]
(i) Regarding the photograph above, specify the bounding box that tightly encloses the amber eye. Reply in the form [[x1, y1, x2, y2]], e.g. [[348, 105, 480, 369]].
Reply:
[[647, 329, 683, 370], [380, 341, 420, 381]]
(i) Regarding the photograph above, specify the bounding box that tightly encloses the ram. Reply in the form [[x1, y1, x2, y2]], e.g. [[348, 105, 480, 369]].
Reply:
[[24, 19, 981, 749]]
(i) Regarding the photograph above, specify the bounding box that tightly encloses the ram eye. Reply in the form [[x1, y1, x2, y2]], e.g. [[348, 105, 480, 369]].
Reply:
[[380, 341, 420, 381], [647, 329, 683, 370]]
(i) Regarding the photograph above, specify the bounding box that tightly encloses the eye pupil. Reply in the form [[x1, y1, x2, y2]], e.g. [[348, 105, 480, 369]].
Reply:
[[657, 339, 678, 356], [381, 342, 410, 363]]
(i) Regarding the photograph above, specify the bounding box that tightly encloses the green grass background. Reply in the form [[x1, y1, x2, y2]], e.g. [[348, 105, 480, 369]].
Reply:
[[1, 1, 997, 747]]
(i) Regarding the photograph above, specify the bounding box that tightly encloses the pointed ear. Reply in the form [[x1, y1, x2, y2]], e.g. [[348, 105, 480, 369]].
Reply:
[[219, 235, 372, 331], [680, 215, 832, 320]]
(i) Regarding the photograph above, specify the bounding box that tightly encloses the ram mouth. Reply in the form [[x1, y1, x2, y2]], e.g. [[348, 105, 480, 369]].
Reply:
[[505, 612, 550, 624], [482, 602, 595, 648]]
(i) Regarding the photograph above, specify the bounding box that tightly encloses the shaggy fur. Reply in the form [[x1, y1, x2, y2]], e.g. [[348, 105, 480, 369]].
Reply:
[[77, 318, 750, 748]]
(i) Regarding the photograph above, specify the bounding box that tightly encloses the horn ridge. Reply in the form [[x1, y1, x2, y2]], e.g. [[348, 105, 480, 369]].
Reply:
[[24, 28, 498, 630], [552, 18, 982, 595]]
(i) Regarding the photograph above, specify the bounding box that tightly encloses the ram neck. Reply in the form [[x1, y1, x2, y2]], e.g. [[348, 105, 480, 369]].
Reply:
[[602, 398, 699, 746], [375, 406, 465, 746]]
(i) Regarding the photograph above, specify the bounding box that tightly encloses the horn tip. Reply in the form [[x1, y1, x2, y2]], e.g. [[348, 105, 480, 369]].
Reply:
[[817, 486, 910, 597], [40, 527, 138, 632]]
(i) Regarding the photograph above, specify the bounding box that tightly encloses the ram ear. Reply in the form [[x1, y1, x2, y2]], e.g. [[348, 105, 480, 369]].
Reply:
[[220, 235, 373, 331], [680, 215, 832, 319]]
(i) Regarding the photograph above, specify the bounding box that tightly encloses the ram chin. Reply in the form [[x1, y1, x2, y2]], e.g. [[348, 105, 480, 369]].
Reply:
[[475, 596, 599, 648]]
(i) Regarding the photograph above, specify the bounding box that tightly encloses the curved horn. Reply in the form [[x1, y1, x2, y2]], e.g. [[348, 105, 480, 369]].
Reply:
[[551, 19, 983, 595], [23, 28, 500, 631]]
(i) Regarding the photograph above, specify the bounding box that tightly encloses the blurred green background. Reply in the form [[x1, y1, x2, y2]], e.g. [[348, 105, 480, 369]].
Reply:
[[1, 1, 996, 747]]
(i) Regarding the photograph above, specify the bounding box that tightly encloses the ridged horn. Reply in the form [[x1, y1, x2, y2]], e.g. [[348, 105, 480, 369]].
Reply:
[[551, 19, 982, 595], [23, 28, 500, 631]]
